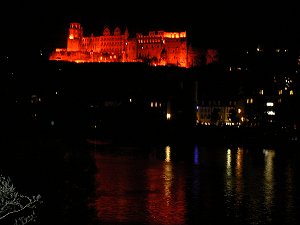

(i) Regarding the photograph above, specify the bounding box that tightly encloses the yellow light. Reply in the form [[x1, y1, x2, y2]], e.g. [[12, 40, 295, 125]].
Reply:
[[166, 113, 171, 120], [259, 89, 264, 95], [165, 146, 171, 162], [69, 34, 74, 39], [238, 108, 241, 114]]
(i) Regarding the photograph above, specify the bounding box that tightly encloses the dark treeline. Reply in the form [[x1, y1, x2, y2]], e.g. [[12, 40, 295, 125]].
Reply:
[[1, 54, 299, 146]]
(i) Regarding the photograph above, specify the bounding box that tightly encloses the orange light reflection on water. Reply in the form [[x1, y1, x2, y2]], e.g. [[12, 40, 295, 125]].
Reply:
[[92, 148, 186, 225], [146, 145, 186, 225]]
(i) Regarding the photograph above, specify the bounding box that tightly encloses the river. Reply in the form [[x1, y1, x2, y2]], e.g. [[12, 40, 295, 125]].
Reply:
[[1, 136, 299, 225]]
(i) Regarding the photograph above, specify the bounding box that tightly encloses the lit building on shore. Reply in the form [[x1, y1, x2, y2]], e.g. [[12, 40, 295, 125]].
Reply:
[[49, 22, 203, 68]]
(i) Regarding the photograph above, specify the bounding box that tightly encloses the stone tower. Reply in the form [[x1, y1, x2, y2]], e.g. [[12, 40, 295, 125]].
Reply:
[[67, 23, 83, 52]]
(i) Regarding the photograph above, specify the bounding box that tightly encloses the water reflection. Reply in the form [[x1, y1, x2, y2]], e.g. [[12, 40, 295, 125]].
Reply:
[[88, 144, 299, 225], [93, 153, 147, 223], [2, 136, 299, 225], [225, 148, 233, 209], [285, 162, 296, 224], [263, 149, 275, 222], [193, 145, 199, 165], [224, 147, 245, 221], [165, 145, 171, 162], [146, 145, 186, 225], [163, 146, 172, 204], [93, 145, 186, 225], [235, 147, 244, 205]]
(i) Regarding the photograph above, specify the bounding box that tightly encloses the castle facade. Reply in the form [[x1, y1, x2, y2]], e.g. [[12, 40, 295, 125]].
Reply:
[[49, 22, 199, 68]]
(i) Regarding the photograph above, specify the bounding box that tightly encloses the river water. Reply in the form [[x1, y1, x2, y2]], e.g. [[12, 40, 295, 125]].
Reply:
[[1, 137, 299, 225]]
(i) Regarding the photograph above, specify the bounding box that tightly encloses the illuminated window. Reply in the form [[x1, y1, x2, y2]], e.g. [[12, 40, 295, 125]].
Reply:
[[266, 102, 274, 107], [166, 113, 171, 120], [259, 89, 264, 95], [290, 90, 294, 95], [250, 98, 253, 104], [151, 102, 153, 107], [278, 90, 283, 95]]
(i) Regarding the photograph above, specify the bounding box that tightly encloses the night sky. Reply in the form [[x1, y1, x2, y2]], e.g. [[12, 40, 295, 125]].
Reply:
[[3, 1, 300, 54]]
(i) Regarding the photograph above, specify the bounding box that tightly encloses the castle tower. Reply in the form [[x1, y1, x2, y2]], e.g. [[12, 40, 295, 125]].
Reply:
[[124, 27, 129, 39], [67, 23, 83, 52]]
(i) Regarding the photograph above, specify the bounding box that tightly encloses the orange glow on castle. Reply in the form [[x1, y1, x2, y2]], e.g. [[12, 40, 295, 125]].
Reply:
[[49, 22, 200, 68]]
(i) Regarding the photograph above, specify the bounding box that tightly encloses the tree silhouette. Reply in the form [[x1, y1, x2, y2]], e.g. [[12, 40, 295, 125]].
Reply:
[[0, 174, 42, 222]]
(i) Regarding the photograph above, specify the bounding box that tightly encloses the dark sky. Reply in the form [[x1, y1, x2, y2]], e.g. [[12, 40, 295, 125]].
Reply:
[[3, 1, 300, 53]]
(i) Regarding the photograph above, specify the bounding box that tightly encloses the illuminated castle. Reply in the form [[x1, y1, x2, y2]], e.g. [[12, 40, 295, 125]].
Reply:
[[49, 22, 200, 68]]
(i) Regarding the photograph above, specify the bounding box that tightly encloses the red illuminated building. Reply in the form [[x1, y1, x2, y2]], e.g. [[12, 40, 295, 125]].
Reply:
[[49, 22, 202, 68]]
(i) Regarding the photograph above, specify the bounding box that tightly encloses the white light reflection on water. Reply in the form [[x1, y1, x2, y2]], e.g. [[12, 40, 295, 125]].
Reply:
[[225, 148, 233, 208], [226, 148, 232, 177], [224, 147, 245, 220], [235, 147, 244, 205], [263, 148, 275, 223], [164, 145, 173, 205]]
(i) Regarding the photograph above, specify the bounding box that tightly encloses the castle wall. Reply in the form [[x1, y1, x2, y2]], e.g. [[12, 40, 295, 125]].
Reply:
[[164, 38, 187, 67], [50, 23, 195, 67]]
